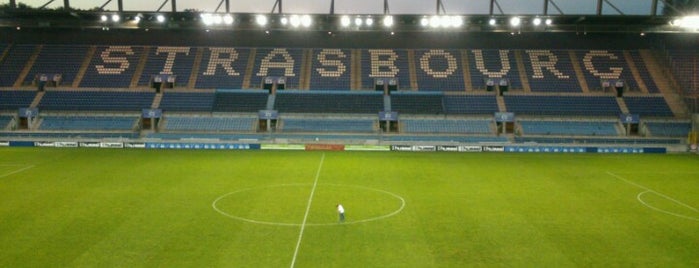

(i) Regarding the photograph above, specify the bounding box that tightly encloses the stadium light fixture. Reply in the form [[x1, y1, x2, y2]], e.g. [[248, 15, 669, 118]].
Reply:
[[675, 15, 699, 29], [341, 15, 351, 27], [510, 17, 521, 27], [289, 15, 301, 27], [256, 15, 268, 26], [280, 17, 289, 25], [355, 17, 363, 26], [156, 14, 166, 23], [533, 17, 542, 26], [133, 15, 142, 23], [111, 14, 120, 22], [545, 18, 553, 26], [452, 16, 463, 28], [489, 18, 497, 26], [201, 14, 213, 26], [366, 17, 374, 26], [429, 16, 440, 28], [100, 15, 108, 22], [383, 16, 394, 27], [420, 17, 429, 27], [223, 14, 233, 25], [301, 15, 312, 27], [213, 14, 223, 25]]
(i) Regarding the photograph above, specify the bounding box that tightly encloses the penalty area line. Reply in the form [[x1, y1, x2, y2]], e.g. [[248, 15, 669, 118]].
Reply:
[[290, 153, 325, 268], [606, 171, 698, 213], [0, 165, 35, 179]]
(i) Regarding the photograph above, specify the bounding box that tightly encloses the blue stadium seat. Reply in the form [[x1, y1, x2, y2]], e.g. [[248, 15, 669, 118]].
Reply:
[[274, 90, 383, 114], [522, 50, 582, 92], [165, 116, 255, 132], [402, 119, 492, 134], [623, 96, 674, 117], [468, 49, 522, 90], [644, 121, 691, 137], [282, 118, 375, 133], [519, 120, 619, 136], [414, 49, 465, 91], [443, 94, 498, 115], [0, 90, 37, 110], [213, 89, 269, 112], [360, 49, 410, 90], [80, 46, 144, 88], [504, 95, 621, 116], [390, 91, 444, 114], [251, 48, 304, 89], [24, 45, 88, 86], [40, 116, 138, 131], [309, 48, 352, 90], [39, 90, 155, 111], [0, 45, 36, 87], [138, 46, 196, 87], [577, 50, 640, 91], [159, 92, 215, 112], [195, 47, 251, 89]]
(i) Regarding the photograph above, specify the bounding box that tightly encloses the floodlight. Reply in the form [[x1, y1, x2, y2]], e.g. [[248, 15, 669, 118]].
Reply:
[[289, 15, 301, 27], [223, 14, 233, 25], [366, 17, 374, 26], [545, 18, 552, 26], [100, 15, 108, 22], [510, 17, 521, 27], [355, 17, 363, 26], [341, 15, 351, 27], [281, 17, 288, 25], [430, 16, 440, 28], [133, 15, 142, 23], [213, 15, 223, 25], [301, 15, 312, 27], [451, 16, 463, 27], [677, 16, 699, 29], [489, 18, 496, 26], [156, 14, 165, 23], [383, 16, 394, 27], [420, 17, 429, 27], [533, 17, 542, 26], [201, 14, 213, 26], [256, 15, 268, 26], [111, 14, 120, 22]]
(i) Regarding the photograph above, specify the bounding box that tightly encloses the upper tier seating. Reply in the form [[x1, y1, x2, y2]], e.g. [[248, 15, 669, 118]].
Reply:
[[578, 50, 640, 91], [39, 91, 155, 111], [623, 96, 674, 117], [443, 94, 498, 114], [24, 45, 88, 86], [519, 120, 619, 136], [667, 50, 698, 95], [39, 116, 138, 131], [0, 45, 36, 87], [164, 116, 255, 132], [251, 48, 303, 89], [0, 115, 13, 129], [309, 49, 352, 90], [627, 51, 660, 93], [644, 121, 691, 137], [274, 90, 383, 114], [159, 92, 215, 112], [468, 50, 522, 90], [0, 90, 37, 110], [522, 50, 582, 92], [504, 95, 621, 116], [138, 46, 196, 87], [195, 47, 251, 89], [80, 46, 144, 88], [212, 90, 269, 112], [282, 118, 375, 132], [414, 49, 466, 91], [390, 92, 444, 114], [360, 49, 410, 90], [402, 119, 492, 134]]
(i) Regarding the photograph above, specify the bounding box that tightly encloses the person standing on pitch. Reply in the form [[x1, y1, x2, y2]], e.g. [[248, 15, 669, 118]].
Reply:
[[337, 204, 345, 222]]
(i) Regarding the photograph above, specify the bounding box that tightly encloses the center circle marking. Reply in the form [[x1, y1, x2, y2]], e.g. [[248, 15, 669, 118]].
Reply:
[[212, 183, 406, 226]]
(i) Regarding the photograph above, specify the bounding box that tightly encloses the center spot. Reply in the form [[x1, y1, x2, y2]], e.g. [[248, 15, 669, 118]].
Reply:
[[213, 183, 405, 226]]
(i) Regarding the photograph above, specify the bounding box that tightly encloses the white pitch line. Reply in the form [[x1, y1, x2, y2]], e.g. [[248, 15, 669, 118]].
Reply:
[[606, 171, 698, 213], [290, 153, 325, 268], [0, 165, 35, 179]]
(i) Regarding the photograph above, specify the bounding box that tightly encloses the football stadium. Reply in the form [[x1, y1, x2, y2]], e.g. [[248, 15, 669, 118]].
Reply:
[[0, 0, 698, 266]]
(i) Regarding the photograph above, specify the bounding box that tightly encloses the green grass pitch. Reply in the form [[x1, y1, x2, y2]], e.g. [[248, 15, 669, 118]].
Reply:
[[0, 147, 697, 267]]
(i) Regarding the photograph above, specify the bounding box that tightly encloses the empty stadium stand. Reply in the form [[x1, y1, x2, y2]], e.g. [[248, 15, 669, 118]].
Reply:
[[212, 89, 269, 112], [164, 116, 255, 132], [196, 47, 251, 89], [623, 96, 674, 117], [468, 50, 522, 90], [522, 50, 583, 92], [38, 90, 155, 111], [159, 91, 215, 112], [80, 46, 144, 88], [309, 49, 352, 90], [0, 90, 36, 110], [390, 91, 444, 114], [0, 44, 36, 87], [644, 121, 691, 137], [282, 118, 375, 133], [360, 49, 410, 90], [503, 95, 622, 116], [443, 94, 498, 115], [138, 46, 196, 87], [402, 118, 492, 134], [274, 90, 383, 114], [24, 45, 88, 86], [414, 49, 466, 91], [519, 120, 619, 136], [251, 48, 304, 89], [39, 116, 138, 131]]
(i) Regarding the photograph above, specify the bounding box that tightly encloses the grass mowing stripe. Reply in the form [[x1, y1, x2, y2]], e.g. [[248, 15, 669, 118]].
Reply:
[[607, 171, 699, 212], [290, 153, 325, 268]]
